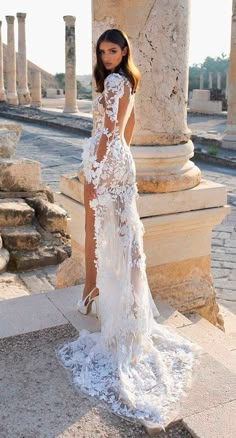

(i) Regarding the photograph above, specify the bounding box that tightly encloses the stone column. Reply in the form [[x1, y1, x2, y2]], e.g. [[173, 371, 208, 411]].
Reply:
[[217, 72, 221, 89], [0, 21, 6, 101], [208, 72, 213, 89], [63, 16, 78, 113], [16, 13, 31, 104], [223, 0, 236, 150], [30, 71, 41, 108], [200, 72, 204, 89], [5, 16, 18, 105]]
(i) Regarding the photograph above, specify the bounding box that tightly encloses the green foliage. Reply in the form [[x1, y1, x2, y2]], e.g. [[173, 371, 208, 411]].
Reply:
[[207, 146, 219, 156], [189, 53, 229, 92], [55, 73, 65, 89]]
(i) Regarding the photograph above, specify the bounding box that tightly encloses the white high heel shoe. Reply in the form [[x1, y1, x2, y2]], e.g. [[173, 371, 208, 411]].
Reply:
[[77, 287, 100, 319]]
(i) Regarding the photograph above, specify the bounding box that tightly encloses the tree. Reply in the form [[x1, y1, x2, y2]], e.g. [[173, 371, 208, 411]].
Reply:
[[55, 73, 65, 89], [188, 54, 229, 92]]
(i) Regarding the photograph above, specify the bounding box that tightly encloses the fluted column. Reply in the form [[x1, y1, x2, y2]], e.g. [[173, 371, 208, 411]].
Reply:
[[223, 0, 236, 149], [16, 13, 31, 104], [0, 21, 6, 101], [5, 16, 18, 105], [63, 16, 78, 113]]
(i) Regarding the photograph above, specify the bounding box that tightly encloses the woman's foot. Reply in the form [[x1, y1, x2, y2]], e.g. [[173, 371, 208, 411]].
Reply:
[[77, 286, 100, 318]]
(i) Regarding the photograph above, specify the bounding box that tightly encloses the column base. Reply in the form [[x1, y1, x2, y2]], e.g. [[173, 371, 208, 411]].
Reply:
[[55, 174, 230, 328], [222, 134, 236, 150], [7, 93, 18, 105], [63, 106, 79, 113], [18, 90, 31, 105], [131, 140, 201, 192], [0, 89, 7, 102], [31, 102, 41, 108]]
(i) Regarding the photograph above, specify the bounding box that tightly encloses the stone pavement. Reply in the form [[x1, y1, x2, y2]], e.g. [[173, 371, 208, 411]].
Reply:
[[0, 285, 235, 438], [0, 116, 235, 315]]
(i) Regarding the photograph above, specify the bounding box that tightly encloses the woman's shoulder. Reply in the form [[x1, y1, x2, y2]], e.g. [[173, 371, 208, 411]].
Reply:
[[104, 71, 131, 93]]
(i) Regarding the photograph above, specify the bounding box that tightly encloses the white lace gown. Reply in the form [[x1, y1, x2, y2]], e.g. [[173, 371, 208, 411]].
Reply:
[[56, 72, 201, 427]]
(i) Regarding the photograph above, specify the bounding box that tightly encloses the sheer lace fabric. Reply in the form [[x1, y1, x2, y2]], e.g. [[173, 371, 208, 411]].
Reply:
[[56, 72, 201, 427]]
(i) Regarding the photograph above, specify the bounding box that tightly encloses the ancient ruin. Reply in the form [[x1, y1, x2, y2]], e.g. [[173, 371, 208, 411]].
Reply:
[[63, 15, 78, 113], [30, 71, 41, 108], [0, 21, 6, 102], [16, 13, 31, 104], [0, 123, 71, 275], [223, 0, 236, 150], [5, 16, 18, 105]]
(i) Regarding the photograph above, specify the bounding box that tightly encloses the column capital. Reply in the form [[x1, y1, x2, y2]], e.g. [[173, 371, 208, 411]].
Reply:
[[63, 15, 76, 25], [6, 16, 15, 24], [17, 13, 27, 22]]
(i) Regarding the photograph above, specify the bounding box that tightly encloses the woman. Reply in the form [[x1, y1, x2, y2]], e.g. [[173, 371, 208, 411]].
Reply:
[[57, 29, 201, 431]]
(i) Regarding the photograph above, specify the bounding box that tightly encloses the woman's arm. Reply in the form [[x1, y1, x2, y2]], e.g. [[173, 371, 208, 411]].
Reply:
[[124, 107, 135, 146]]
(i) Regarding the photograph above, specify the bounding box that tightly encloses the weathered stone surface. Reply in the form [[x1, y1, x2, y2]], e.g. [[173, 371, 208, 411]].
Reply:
[[26, 197, 67, 233], [0, 247, 10, 272], [0, 234, 2, 249], [0, 123, 22, 158], [55, 255, 85, 289], [1, 226, 41, 251], [0, 159, 42, 191], [0, 186, 54, 202], [0, 199, 34, 226], [6, 16, 18, 105], [8, 243, 71, 272], [147, 255, 224, 329], [0, 272, 29, 300]]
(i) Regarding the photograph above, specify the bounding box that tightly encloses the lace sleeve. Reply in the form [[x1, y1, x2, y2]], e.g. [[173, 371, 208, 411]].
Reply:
[[91, 74, 125, 188]]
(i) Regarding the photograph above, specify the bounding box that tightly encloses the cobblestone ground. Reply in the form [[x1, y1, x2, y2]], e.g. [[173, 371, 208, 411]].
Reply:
[[2, 117, 235, 314]]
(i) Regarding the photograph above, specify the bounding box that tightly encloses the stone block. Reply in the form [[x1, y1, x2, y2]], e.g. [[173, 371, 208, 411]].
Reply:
[[0, 159, 42, 192], [55, 255, 85, 289], [0, 123, 22, 158], [1, 226, 41, 251], [0, 293, 67, 338], [26, 197, 67, 233], [59, 173, 84, 204], [0, 199, 34, 226], [0, 248, 10, 273], [183, 400, 236, 438], [0, 273, 29, 300], [8, 242, 71, 272]]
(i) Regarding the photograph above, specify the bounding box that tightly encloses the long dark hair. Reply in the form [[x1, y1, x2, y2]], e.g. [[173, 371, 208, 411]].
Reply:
[[93, 28, 140, 94]]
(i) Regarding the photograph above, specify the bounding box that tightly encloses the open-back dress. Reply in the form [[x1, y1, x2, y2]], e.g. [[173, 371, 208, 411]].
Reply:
[[56, 71, 201, 428]]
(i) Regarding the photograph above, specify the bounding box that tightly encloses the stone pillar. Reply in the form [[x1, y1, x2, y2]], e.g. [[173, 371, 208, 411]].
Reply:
[[223, 0, 236, 150], [217, 72, 221, 90], [63, 16, 78, 113], [200, 72, 204, 89], [30, 71, 41, 108], [16, 13, 31, 104], [0, 21, 6, 101], [5, 16, 18, 105], [208, 72, 213, 89]]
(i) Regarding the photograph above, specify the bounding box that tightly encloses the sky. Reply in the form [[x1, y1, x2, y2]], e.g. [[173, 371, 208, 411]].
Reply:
[[0, 0, 232, 75]]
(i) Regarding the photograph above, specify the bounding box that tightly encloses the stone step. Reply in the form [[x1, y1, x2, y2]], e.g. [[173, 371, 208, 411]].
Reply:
[[7, 244, 71, 272], [1, 225, 41, 251], [0, 248, 10, 273], [0, 198, 34, 227], [156, 300, 236, 374]]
